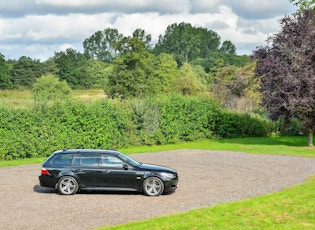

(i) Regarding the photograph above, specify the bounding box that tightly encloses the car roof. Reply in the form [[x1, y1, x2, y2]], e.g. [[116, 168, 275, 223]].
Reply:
[[53, 149, 120, 156]]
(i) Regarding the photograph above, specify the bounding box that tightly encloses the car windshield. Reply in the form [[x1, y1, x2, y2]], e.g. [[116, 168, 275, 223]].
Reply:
[[117, 152, 141, 167]]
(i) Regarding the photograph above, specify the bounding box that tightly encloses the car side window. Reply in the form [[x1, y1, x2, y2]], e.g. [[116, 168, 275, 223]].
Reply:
[[81, 156, 99, 166], [101, 155, 124, 168], [52, 155, 73, 166]]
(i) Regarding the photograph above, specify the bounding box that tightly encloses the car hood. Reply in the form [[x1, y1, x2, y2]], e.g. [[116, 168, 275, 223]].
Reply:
[[138, 163, 176, 174]]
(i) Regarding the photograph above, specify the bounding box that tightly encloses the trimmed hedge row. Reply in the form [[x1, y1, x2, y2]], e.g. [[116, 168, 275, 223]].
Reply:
[[0, 95, 273, 160]]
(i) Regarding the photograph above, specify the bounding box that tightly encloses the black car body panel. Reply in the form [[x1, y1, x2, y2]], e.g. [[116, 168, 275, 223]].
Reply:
[[39, 149, 178, 196]]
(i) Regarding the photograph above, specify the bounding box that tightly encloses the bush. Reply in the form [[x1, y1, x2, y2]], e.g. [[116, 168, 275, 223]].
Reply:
[[0, 95, 274, 160], [276, 116, 305, 136], [213, 111, 272, 138]]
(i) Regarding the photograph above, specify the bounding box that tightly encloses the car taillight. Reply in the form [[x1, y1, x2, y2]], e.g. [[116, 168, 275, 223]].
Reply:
[[41, 168, 50, 175]]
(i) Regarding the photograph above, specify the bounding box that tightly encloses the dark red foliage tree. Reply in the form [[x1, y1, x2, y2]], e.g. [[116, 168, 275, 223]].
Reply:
[[253, 10, 315, 146]]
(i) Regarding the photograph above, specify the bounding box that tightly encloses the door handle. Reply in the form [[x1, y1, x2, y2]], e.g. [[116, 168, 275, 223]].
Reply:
[[75, 169, 86, 174], [103, 170, 110, 174]]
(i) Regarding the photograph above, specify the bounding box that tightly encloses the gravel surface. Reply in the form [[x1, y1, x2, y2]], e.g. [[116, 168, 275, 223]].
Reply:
[[1, 150, 315, 230]]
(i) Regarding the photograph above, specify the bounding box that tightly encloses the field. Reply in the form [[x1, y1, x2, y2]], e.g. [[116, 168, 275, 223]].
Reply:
[[0, 89, 105, 108]]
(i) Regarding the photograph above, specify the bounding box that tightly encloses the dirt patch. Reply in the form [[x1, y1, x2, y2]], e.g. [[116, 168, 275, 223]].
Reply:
[[1, 150, 315, 230]]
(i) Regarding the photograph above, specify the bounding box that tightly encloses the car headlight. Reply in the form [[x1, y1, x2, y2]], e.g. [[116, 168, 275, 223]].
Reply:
[[160, 172, 176, 179]]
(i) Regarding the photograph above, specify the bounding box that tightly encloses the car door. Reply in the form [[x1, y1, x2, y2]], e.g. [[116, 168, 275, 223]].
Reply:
[[99, 154, 139, 189], [73, 154, 104, 187]]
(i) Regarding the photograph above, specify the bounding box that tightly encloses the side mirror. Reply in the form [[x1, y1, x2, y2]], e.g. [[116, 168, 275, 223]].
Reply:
[[123, 164, 128, 170]]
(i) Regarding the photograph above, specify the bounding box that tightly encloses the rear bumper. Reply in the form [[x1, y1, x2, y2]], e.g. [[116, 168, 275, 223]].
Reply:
[[38, 174, 56, 188]]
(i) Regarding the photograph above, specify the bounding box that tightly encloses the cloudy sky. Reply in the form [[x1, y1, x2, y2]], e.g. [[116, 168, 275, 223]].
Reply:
[[0, 0, 297, 61]]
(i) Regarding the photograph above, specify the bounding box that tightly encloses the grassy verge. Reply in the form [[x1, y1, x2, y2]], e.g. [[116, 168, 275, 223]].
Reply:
[[99, 176, 315, 230], [120, 136, 314, 157], [0, 136, 314, 167]]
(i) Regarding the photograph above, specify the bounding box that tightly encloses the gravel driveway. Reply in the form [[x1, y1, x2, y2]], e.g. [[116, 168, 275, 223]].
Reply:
[[1, 150, 315, 230]]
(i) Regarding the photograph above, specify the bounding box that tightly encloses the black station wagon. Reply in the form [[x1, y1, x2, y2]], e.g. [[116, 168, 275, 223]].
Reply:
[[39, 149, 178, 196]]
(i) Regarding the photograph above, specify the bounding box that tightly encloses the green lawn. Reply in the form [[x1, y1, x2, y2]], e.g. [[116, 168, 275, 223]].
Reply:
[[1, 136, 313, 167], [100, 176, 315, 230], [120, 136, 314, 157]]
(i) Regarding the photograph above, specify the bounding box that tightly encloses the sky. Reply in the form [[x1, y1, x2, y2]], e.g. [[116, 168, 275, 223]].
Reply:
[[0, 0, 298, 61]]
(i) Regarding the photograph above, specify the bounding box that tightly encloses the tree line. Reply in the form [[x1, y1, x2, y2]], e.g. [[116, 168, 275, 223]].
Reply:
[[0, 22, 250, 98]]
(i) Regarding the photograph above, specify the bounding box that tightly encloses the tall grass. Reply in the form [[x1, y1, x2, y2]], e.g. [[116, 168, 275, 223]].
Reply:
[[0, 89, 105, 108], [0, 89, 33, 108]]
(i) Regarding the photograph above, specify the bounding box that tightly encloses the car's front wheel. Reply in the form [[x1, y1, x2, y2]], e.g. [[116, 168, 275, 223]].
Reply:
[[142, 177, 164, 196], [57, 176, 78, 195]]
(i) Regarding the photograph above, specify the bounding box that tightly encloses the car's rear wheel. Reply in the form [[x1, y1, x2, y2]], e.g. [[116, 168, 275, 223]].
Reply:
[[142, 177, 164, 196], [57, 176, 78, 195]]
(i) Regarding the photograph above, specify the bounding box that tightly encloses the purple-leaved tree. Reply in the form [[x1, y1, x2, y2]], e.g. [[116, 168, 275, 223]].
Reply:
[[253, 10, 315, 147]]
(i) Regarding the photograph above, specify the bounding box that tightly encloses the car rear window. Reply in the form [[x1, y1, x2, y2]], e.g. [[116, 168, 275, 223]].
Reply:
[[52, 155, 73, 166]]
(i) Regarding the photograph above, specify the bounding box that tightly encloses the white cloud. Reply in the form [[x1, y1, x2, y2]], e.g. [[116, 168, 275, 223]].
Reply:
[[0, 0, 298, 60]]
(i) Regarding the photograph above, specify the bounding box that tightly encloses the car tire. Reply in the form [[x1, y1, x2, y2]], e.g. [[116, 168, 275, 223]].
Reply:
[[57, 176, 78, 195], [142, 177, 164, 196]]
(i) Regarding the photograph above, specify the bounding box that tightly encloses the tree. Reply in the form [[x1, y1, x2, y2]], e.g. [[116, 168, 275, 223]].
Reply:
[[10, 56, 43, 88], [54, 48, 93, 89], [148, 53, 179, 94], [86, 59, 113, 88], [0, 53, 12, 89], [42, 58, 59, 76], [83, 28, 123, 62], [154, 22, 221, 65], [253, 10, 315, 146], [172, 62, 206, 95], [32, 74, 71, 107], [220, 40, 236, 54], [107, 31, 153, 98], [290, 0, 315, 11], [132, 28, 152, 49], [212, 62, 261, 112]]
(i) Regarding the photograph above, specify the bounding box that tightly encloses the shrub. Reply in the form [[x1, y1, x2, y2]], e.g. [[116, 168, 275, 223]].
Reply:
[[0, 95, 274, 160]]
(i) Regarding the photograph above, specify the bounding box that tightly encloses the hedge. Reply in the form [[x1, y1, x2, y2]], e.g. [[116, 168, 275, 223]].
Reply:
[[0, 95, 273, 160]]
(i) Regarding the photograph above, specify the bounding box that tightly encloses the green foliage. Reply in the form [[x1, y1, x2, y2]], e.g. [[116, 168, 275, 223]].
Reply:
[[171, 63, 207, 95], [290, 0, 315, 11], [212, 62, 261, 113], [32, 74, 71, 105], [10, 56, 43, 88], [154, 22, 221, 65], [275, 116, 306, 136], [0, 53, 12, 89], [0, 95, 274, 160], [192, 52, 250, 74], [108, 34, 153, 98], [86, 59, 112, 88], [214, 111, 272, 138], [220, 40, 236, 54], [0, 101, 128, 160], [156, 95, 221, 143], [54, 48, 94, 89], [148, 53, 179, 94], [83, 28, 123, 62]]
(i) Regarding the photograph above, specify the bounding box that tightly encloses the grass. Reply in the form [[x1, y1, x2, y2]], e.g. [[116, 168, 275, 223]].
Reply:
[[0, 136, 314, 167], [99, 176, 315, 230], [120, 136, 314, 157], [0, 89, 33, 108], [0, 89, 104, 108]]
